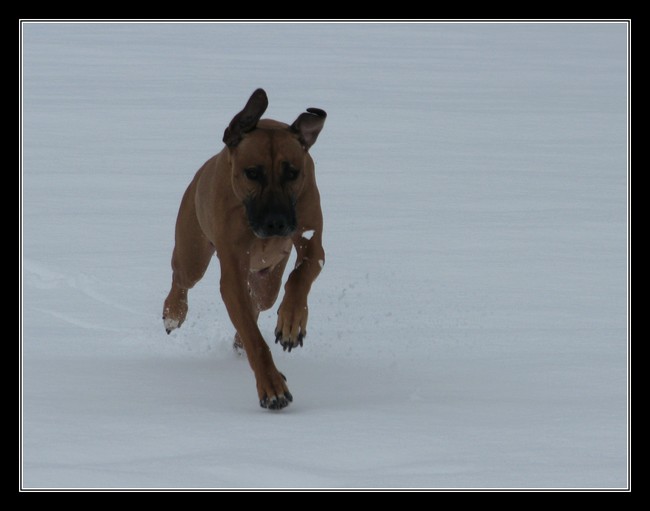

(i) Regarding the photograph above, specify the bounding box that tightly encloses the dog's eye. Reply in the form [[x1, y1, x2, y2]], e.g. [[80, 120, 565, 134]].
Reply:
[[283, 165, 299, 181], [244, 166, 262, 181]]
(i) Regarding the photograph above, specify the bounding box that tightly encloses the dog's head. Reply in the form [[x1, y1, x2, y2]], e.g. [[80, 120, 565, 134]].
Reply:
[[223, 88, 326, 239]]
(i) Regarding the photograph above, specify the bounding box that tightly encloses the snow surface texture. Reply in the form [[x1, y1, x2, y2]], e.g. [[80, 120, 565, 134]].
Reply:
[[21, 22, 628, 489]]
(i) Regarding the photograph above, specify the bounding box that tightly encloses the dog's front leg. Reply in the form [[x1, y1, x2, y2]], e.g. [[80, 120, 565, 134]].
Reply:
[[275, 229, 325, 351], [218, 252, 292, 410]]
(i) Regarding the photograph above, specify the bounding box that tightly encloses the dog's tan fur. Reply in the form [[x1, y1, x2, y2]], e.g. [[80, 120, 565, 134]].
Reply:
[[162, 89, 326, 410]]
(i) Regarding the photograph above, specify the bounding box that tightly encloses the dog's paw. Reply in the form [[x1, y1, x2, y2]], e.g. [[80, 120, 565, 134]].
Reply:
[[232, 333, 246, 356], [162, 301, 187, 334], [162, 309, 185, 334], [163, 316, 180, 334], [162, 287, 188, 334], [257, 370, 292, 410], [260, 391, 293, 410], [275, 329, 305, 352], [275, 300, 308, 352]]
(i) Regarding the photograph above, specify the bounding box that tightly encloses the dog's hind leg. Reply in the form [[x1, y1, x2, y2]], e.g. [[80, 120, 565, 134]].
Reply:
[[233, 255, 290, 352], [249, 255, 290, 314], [163, 181, 215, 334]]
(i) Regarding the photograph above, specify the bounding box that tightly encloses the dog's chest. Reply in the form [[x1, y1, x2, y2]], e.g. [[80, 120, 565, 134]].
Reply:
[[248, 237, 293, 272]]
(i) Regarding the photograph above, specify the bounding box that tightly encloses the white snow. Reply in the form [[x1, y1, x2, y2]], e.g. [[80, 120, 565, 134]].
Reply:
[[21, 22, 628, 489]]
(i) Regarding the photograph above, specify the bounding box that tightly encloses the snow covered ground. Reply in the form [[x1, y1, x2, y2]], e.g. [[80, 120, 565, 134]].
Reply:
[[21, 22, 629, 489]]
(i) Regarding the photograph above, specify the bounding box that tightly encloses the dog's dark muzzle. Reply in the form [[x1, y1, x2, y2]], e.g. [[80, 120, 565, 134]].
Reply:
[[255, 212, 296, 238], [246, 199, 297, 239]]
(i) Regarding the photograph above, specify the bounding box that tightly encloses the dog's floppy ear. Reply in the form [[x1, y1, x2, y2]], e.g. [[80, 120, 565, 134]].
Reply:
[[290, 108, 327, 150], [223, 88, 269, 148]]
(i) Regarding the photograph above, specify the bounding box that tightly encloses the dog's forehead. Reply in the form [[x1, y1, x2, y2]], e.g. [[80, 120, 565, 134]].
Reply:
[[235, 127, 304, 164]]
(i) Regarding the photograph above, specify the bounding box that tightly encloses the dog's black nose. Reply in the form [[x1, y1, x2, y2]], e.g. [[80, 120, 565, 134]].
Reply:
[[261, 213, 294, 237]]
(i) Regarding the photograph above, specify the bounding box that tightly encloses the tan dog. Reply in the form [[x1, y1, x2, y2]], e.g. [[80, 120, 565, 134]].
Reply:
[[162, 89, 326, 410]]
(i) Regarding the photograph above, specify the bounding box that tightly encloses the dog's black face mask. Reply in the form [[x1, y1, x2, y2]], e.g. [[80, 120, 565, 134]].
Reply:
[[229, 140, 304, 240], [243, 172, 298, 239]]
